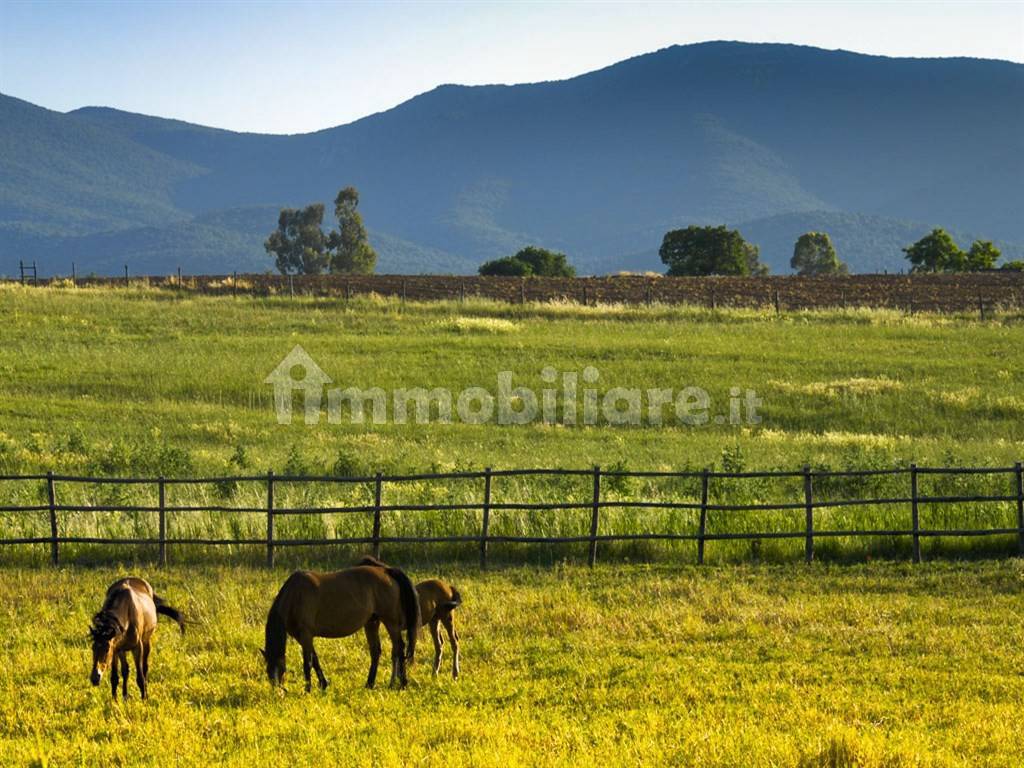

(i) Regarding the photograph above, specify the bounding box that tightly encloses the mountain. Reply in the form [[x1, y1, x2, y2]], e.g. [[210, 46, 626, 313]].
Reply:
[[2, 42, 1022, 276]]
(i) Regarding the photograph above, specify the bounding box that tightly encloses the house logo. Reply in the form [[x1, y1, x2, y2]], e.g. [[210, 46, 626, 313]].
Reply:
[[264, 345, 333, 424]]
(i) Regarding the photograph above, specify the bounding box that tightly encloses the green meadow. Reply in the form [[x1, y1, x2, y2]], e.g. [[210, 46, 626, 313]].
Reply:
[[0, 284, 1022, 563], [1, 562, 1022, 767]]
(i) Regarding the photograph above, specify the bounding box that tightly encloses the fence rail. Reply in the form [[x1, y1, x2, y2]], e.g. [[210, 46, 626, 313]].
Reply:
[[1, 463, 1022, 566]]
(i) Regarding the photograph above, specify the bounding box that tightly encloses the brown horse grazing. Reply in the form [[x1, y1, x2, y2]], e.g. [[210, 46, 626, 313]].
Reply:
[[89, 577, 185, 700], [262, 562, 420, 691], [416, 579, 462, 679]]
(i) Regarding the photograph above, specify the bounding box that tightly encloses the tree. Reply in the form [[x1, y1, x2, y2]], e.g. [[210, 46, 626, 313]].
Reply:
[[659, 225, 765, 276], [1000, 260, 1024, 271], [264, 204, 330, 275], [512, 246, 575, 277], [965, 240, 1000, 271], [744, 242, 770, 276], [791, 232, 848, 276], [478, 246, 575, 277], [902, 228, 964, 273], [329, 186, 376, 274], [478, 256, 534, 276]]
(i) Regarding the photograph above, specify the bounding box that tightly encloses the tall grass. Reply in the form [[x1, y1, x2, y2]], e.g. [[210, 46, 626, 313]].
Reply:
[[0, 285, 1021, 563]]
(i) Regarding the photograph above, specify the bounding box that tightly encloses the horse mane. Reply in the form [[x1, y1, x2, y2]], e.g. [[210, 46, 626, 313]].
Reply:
[[264, 590, 288, 664], [89, 610, 123, 642]]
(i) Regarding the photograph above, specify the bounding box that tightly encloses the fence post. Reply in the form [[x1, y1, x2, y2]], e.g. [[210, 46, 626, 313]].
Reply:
[[232, 272, 237, 298], [774, 289, 781, 316], [19, 260, 25, 286], [803, 465, 814, 563], [697, 468, 709, 565], [910, 464, 921, 563], [401, 280, 407, 303], [1015, 461, 1024, 557], [588, 466, 601, 567], [480, 467, 492, 569], [124, 264, 129, 287], [460, 282, 466, 303], [46, 471, 58, 566], [158, 477, 167, 566], [521, 279, 526, 305], [177, 266, 182, 288], [372, 472, 383, 559], [71, 262, 76, 286], [978, 295, 985, 321], [266, 470, 275, 568]]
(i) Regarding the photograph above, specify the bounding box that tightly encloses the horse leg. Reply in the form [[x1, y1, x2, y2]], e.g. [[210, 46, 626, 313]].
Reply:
[[142, 640, 152, 696], [119, 653, 129, 699], [364, 619, 382, 689], [132, 647, 147, 700], [385, 623, 407, 689], [310, 647, 328, 690], [299, 638, 313, 693], [110, 656, 120, 700], [430, 618, 443, 676], [442, 614, 460, 680]]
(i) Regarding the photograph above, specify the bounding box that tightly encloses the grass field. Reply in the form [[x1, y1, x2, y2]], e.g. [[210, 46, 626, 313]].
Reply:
[[1, 285, 1022, 767], [1, 562, 1021, 767], [0, 284, 1022, 563]]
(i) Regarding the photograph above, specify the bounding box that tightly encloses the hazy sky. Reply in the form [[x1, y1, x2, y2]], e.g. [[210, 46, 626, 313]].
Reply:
[[2, 1, 1021, 134]]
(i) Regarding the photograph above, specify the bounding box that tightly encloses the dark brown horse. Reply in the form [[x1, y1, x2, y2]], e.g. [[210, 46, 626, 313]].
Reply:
[[262, 561, 420, 691], [89, 577, 185, 700], [416, 578, 462, 679]]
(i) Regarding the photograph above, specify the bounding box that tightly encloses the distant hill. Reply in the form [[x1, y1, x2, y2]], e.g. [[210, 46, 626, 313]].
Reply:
[[2, 42, 1022, 276]]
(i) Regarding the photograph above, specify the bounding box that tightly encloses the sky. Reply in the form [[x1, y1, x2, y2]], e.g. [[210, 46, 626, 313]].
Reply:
[[1, 1, 1022, 134]]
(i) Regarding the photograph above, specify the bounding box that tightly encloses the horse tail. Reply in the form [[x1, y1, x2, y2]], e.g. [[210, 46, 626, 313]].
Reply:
[[386, 567, 420, 661], [153, 594, 186, 634], [439, 586, 462, 614]]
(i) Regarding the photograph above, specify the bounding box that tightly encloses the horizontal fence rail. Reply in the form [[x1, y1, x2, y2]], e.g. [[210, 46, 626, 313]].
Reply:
[[0, 463, 1022, 566]]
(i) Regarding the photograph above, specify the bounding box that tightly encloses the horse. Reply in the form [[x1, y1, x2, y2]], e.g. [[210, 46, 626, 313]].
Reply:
[[416, 578, 462, 679], [357, 557, 462, 679], [262, 561, 420, 691], [89, 577, 185, 700]]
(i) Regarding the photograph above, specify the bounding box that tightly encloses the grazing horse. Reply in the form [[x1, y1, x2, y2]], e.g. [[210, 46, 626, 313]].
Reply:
[[262, 562, 420, 691], [357, 557, 462, 679], [89, 577, 185, 700], [416, 579, 462, 679]]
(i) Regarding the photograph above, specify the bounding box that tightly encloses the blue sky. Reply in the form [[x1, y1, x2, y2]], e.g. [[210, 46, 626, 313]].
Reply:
[[1, 1, 1021, 134]]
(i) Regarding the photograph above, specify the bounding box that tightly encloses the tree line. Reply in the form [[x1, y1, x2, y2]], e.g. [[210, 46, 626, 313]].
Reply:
[[266, 188, 1021, 276]]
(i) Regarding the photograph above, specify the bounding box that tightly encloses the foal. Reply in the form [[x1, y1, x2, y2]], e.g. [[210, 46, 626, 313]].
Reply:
[[89, 577, 185, 700], [416, 579, 462, 679]]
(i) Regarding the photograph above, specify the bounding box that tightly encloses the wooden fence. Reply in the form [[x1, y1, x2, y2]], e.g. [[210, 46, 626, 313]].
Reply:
[[2, 464, 1023, 566]]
